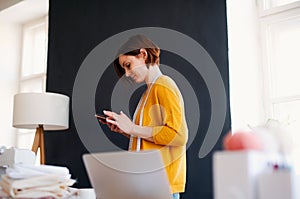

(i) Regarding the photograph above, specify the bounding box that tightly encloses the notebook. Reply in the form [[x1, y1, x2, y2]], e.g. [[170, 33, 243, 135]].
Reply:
[[82, 150, 172, 199]]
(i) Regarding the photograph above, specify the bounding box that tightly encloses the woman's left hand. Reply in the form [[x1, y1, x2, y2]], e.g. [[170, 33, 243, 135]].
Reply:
[[103, 110, 135, 134]]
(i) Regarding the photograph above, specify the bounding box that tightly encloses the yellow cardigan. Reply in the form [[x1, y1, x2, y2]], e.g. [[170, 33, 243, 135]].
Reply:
[[131, 75, 188, 193]]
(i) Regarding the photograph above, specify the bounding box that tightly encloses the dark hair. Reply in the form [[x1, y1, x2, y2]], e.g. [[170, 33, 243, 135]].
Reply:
[[113, 35, 160, 77]]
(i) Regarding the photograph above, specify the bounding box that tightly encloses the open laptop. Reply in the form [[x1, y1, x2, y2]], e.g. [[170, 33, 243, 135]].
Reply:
[[82, 150, 172, 199]]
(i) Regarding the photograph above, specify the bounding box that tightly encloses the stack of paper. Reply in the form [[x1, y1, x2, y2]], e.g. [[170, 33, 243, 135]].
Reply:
[[0, 164, 77, 198]]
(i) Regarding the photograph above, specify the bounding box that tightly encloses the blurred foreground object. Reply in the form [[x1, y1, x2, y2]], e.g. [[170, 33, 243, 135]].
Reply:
[[213, 151, 268, 199], [223, 130, 263, 151]]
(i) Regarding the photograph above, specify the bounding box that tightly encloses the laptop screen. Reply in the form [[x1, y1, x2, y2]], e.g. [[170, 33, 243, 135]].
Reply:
[[83, 150, 172, 199]]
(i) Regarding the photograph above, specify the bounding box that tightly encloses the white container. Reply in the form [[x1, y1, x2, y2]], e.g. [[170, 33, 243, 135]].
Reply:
[[258, 170, 300, 199], [213, 151, 268, 199], [0, 147, 36, 167], [78, 188, 96, 199]]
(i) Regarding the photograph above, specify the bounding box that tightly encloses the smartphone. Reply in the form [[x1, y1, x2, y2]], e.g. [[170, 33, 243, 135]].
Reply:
[[95, 113, 108, 122]]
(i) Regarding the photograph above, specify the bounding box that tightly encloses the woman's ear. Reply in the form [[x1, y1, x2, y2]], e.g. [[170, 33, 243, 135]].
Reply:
[[139, 48, 148, 60]]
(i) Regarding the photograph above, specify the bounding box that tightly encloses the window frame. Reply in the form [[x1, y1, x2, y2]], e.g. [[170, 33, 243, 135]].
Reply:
[[259, 0, 300, 172], [258, 0, 300, 16], [259, 3, 300, 119], [20, 16, 48, 89]]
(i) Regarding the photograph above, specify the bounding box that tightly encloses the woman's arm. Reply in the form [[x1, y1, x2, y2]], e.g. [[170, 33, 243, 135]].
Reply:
[[104, 110, 154, 141], [149, 80, 188, 146]]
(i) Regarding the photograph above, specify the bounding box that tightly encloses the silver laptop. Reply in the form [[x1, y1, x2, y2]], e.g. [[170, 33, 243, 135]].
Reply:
[[82, 150, 172, 199]]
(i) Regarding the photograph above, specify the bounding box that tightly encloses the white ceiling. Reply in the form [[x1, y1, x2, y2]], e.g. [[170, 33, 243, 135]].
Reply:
[[0, 0, 48, 24]]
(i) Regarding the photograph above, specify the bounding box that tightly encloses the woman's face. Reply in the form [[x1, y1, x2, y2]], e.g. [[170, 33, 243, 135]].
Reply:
[[118, 52, 148, 83]]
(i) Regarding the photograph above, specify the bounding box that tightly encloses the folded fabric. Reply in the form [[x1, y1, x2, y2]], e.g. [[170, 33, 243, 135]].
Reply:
[[0, 164, 77, 198], [1, 174, 76, 198], [6, 164, 71, 180]]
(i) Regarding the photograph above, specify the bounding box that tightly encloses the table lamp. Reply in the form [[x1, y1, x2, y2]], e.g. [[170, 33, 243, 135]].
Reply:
[[12, 92, 69, 164]]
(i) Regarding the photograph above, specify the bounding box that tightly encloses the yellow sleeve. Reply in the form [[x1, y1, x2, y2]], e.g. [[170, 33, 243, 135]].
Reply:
[[151, 82, 188, 146]]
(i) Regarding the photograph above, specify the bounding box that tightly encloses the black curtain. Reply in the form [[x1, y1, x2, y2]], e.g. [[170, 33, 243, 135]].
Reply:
[[46, 0, 231, 198]]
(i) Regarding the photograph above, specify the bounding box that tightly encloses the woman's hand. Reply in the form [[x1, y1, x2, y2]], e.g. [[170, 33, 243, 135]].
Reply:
[[103, 110, 153, 141], [106, 122, 124, 134], [103, 110, 135, 135]]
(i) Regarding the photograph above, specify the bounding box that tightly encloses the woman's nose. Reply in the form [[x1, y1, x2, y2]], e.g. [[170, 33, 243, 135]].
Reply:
[[125, 69, 130, 77]]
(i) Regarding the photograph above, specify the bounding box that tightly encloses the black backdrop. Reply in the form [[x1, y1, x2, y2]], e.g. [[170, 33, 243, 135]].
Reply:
[[45, 0, 231, 198]]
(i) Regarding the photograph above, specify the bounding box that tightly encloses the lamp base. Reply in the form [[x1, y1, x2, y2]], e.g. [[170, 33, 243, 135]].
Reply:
[[32, 125, 45, 164]]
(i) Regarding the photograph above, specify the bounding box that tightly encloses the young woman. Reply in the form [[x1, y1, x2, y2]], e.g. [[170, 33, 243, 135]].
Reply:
[[102, 35, 188, 199]]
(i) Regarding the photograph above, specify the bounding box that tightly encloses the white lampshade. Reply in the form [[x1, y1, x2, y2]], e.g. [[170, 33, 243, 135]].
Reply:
[[13, 92, 69, 130]]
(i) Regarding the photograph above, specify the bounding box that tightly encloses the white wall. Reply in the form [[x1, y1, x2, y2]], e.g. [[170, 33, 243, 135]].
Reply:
[[0, 22, 22, 147], [227, 0, 266, 131]]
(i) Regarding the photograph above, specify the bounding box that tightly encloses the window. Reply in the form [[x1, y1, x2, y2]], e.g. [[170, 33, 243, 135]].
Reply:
[[227, 0, 300, 174], [17, 16, 48, 150], [259, 0, 300, 173], [263, 0, 299, 9]]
